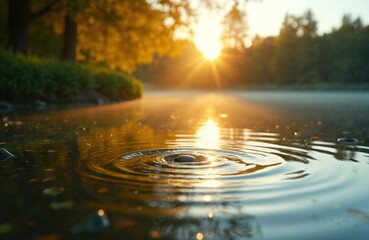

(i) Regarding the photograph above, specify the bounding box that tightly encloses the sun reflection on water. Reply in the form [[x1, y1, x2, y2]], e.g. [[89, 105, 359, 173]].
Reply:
[[196, 118, 220, 149], [195, 118, 223, 189], [197, 179, 222, 188]]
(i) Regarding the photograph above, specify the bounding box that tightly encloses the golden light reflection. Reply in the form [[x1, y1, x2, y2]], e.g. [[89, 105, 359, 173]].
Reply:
[[196, 232, 204, 240], [197, 179, 222, 188], [203, 195, 212, 202], [97, 209, 105, 216], [195, 118, 223, 188], [196, 164, 222, 188], [196, 118, 220, 149]]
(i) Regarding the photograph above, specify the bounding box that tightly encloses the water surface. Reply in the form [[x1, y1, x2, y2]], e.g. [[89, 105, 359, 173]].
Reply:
[[1, 91, 369, 239]]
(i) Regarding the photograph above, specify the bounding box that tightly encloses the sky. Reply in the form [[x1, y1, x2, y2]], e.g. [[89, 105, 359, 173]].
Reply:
[[246, 0, 369, 37]]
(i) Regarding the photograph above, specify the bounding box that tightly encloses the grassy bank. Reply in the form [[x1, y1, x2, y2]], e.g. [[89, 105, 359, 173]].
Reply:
[[0, 51, 143, 103]]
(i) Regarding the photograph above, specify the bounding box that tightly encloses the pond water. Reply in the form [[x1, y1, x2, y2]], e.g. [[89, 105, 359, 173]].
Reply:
[[1, 91, 369, 239]]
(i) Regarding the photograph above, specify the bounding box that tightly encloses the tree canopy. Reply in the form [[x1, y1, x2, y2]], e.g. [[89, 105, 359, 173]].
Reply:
[[1, 0, 193, 72], [1, 0, 253, 72]]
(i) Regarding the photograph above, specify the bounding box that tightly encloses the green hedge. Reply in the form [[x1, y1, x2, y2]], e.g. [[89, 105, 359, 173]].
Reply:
[[90, 67, 143, 100], [0, 51, 143, 102]]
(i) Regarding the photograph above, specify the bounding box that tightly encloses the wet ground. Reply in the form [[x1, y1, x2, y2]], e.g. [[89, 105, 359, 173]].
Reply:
[[1, 91, 369, 239]]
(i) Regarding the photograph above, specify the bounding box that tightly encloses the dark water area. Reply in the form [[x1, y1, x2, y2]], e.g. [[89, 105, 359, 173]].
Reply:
[[1, 91, 369, 240]]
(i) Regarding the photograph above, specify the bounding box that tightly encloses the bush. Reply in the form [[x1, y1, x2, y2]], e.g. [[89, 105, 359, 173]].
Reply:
[[42, 61, 94, 100], [0, 51, 143, 102], [90, 67, 143, 100]]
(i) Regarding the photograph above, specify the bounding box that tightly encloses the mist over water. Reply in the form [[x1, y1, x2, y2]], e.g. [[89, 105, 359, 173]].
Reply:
[[1, 91, 369, 239]]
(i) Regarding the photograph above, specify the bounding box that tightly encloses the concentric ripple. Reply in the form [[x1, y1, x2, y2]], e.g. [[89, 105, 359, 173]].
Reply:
[[121, 148, 283, 177], [76, 131, 318, 195], [74, 128, 369, 239]]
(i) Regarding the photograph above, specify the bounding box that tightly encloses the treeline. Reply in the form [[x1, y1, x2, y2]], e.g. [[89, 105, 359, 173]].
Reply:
[[137, 11, 369, 89]]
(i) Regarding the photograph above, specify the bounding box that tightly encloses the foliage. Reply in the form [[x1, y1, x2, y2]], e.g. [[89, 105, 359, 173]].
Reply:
[[0, 0, 192, 72], [0, 51, 92, 101], [0, 51, 142, 102], [75, 0, 191, 72], [138, 10, 369, 89], [248, 11, 369, 86], [89, 66, 143, 100], [221, 2, 248, 50], [1, 0, 251, 74]]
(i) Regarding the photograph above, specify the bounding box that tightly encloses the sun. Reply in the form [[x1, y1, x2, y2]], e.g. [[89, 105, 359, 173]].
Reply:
[[194, 15, 223, 60]]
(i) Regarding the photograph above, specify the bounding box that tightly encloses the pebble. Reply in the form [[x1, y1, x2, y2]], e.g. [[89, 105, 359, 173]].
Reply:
[[173, 155, 197, 163], [0, 148, 13, 161]]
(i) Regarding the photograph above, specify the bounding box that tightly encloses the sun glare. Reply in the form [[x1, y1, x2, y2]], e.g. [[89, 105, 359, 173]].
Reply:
[[196, 118, 220, 149], [194, 16, 223, 60]]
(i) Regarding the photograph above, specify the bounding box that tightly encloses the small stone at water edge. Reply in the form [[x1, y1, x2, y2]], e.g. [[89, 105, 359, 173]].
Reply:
[[173, 155, 197, 163], [0, 148, 13, 161]]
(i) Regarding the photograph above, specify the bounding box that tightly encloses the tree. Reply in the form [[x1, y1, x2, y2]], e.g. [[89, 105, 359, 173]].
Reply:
[[60, 0, 92, 61], [58, 0, 191, 71], [327, 15, 369, 84], [244, 36, 276, 85], [221, 2, 248, 50], [270, 10, 319, 84], [61, 0, 78, 61], [5, 0, 60, 55]]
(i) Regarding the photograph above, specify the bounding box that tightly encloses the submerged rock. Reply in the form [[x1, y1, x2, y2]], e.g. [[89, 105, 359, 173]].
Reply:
[[70, 209, 109, 234], [0, 148, 13, 161], [173, 155, 197, 163], [172, 154, 208, 163]]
